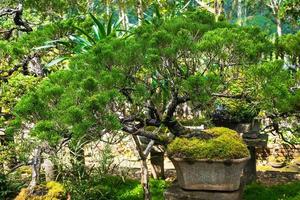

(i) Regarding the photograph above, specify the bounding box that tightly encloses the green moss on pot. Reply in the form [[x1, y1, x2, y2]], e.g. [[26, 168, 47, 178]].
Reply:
[[167, 127, 250, 160]]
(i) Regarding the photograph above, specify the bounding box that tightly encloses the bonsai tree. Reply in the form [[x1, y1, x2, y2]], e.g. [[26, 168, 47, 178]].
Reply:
[[12, 10, 299, 199], [167, 127, 250, 191]]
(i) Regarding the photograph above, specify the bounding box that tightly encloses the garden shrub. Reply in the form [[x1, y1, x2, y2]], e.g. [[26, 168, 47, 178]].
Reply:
[[167, 127, 249, 159]]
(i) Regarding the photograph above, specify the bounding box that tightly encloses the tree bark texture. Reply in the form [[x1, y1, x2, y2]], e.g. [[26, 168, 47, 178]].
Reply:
[[119, 0, 129, 30], [136, 0, 143, 25], [29, 146, 42, 190], [132, 135, 152, 200], [42, 158, 55, 182]]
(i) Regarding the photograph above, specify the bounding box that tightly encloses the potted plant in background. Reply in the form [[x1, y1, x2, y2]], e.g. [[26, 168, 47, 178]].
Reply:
[[167, 127, 250, 191], [212, 99, 261, 137], [211, 100, 270, 184]]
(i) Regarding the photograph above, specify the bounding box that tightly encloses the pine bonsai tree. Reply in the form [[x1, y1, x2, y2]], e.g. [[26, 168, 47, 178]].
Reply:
[[12, 10, 299, 199]]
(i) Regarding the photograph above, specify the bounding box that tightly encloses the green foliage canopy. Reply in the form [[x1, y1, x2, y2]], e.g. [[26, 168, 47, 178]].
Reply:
[[12, 10, 299, 147]]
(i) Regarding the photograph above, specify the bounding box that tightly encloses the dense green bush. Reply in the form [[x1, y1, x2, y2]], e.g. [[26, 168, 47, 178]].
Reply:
[[167, 127, 250, 159]]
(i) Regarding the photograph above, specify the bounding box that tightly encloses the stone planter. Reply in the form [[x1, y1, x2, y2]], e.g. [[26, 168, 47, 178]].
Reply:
[[213, 118, 261, 136], [270, 162, 285, 168], [171, 157, 250, 191]]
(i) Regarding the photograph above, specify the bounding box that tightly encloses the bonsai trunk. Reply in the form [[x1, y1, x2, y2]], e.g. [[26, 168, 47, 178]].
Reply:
[[141, 158, 151, 200], [29, 146, 42, 190], [164, 119, 188, 137], [42, 158, 56, 182], [132, 135, 152, 200]]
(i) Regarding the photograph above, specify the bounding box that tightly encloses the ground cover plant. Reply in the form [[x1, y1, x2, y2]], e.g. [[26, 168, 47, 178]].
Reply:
[[244, 181, 300, 200]]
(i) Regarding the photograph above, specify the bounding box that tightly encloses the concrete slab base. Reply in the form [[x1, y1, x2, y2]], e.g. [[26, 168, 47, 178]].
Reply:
[[164, 183, 243, 200]]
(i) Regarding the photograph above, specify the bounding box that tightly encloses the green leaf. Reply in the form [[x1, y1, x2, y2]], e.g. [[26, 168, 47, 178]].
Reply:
[[89, 13, 106, 38], [34, 44, 56, 50], [107, 14, 114, 36], [69, 35, 92, 48], [73, 26, 96, 44], [92, 25, 100, 41], [46, 57, 68, 68]]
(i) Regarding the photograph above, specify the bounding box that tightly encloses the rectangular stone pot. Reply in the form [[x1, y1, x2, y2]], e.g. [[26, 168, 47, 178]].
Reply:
[[170, 157, 250, 191]]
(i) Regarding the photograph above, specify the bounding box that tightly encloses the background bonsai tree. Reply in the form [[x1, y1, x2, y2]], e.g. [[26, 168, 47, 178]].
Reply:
[[12, 10, 299, 200]]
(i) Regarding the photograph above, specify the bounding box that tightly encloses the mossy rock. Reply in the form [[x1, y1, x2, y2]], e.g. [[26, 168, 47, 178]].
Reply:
[[15, 181, 65, 200], [167, 127, 250, 160]]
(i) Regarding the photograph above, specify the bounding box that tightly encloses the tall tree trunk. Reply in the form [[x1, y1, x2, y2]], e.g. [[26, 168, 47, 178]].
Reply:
[[29, 146, 42, 190], [106, 0, 110, 16], [228, 0, 235, 20], [136, 0, 144, 25], [87, 0, 93, 12], [214, 0, 223, 17], [276, 16, 282, 37], [214, 0, 219, 15], [195, 0, 215, 14], [119, 1, 129, 30], [269, 0, 282, 37], [244, 0, 247, 22], [237, 0, 243, 25]]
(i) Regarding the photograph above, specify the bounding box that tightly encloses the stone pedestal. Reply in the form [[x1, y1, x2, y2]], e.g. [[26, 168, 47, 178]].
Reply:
[[243, 146, 257, 184], [150, 151, 165, 179], [164, 184, 243, 200], [243, 134, 268, 184]]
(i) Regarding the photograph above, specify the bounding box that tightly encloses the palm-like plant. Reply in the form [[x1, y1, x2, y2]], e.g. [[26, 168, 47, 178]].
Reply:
[[36, 13, 122, 67]]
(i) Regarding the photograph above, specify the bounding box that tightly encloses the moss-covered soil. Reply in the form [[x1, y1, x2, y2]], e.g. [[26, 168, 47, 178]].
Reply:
[[167, 127, 250, 159]]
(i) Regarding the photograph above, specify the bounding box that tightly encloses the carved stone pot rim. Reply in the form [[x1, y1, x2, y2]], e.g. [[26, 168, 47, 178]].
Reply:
[[170, 156, 250, 164], [169, 155, 250, 191]]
